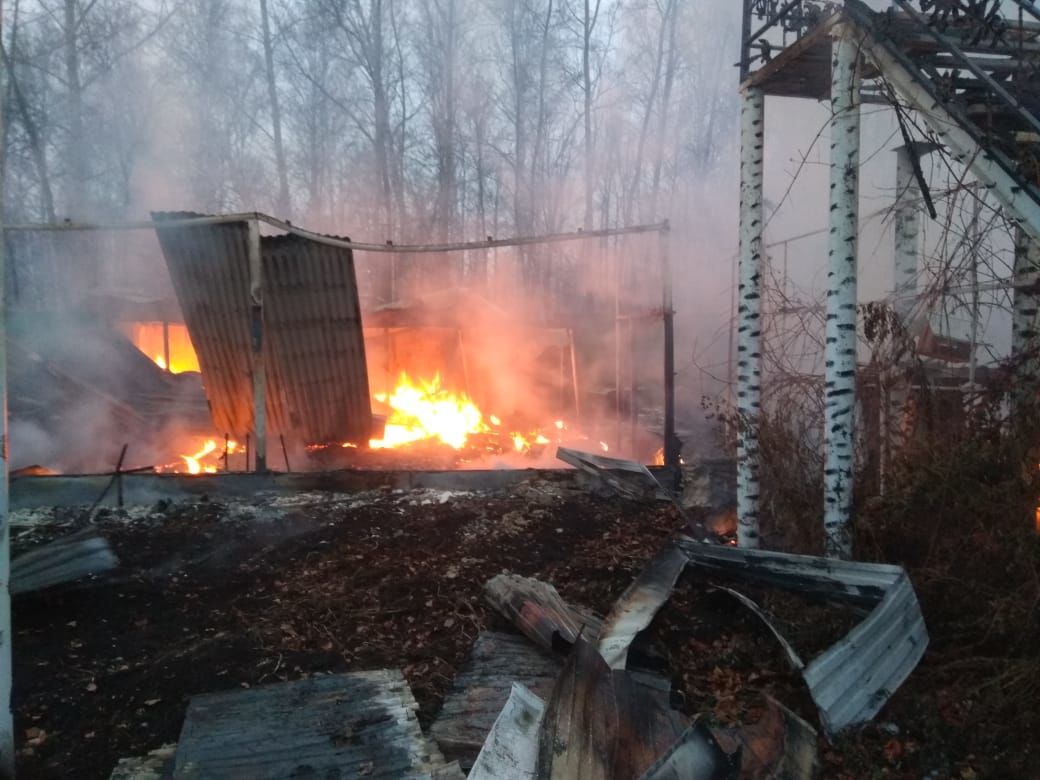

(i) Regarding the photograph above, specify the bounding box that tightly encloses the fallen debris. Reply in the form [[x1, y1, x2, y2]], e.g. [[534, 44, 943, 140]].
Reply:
[[11, 527, 118, 595], [484, 573, 602, 652], [639, 724, 738, 780], [598, 542, 689, 669], [430, 632, 562, 769], [557, 446, 673, 502], [536, 637, 698, 779], [467, 683, 545, 780], [678, 536, 928, 736], [109, 744, 176, 780], [711, 697, 818, 780], [173, 670, 462, 778]]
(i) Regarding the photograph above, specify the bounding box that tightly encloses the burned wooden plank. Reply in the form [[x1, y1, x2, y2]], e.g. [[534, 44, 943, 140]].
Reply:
[[430, 632, 563, 769], [174, 670, 461, 778], [11, 527, 118, 595], [484, 574, 602, 653]]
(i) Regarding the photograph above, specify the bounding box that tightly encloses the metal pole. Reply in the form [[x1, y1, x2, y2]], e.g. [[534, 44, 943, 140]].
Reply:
[[0, 0, 13, 761], [660, 224, 678, 470], [737, 86, 765, 549], [823, 25, 862, 560], [248, 219, 267, 473], [568, 328, 581, 417]]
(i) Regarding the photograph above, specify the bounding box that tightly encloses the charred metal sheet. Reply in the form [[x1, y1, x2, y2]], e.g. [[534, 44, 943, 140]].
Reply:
[[11, 528, 118, 595], [173, 670, 462, 778], [485, 574, 602, 653], [557, 447, 673, 502], [467, 683, 545, 780], [711, 697, 817, 780], [536, 637, 692, 779], [152, 213, 372, 445], [598, 543, 689, 669], [678, 536, 928, 736], [430, 632, 562, 769], [557, 448, 711, 539], [638, 724, 737, 780]]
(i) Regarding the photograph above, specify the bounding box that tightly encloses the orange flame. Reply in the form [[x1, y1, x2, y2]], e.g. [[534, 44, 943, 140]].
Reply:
[[370, 373, 488, 450]]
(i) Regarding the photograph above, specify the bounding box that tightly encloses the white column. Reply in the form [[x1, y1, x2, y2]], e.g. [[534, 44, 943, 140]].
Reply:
[[824, 27, 862, 560], [893, 147, 919, 324], [737, 86, 764, 549], [1013, 226, 1040, 411]]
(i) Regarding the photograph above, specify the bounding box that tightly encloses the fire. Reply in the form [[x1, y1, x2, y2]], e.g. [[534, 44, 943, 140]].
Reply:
[[159, 437, 238, 474], [182, 439, 218, 474], [370, 373, 489, 450], [123, 321, 201, 374]]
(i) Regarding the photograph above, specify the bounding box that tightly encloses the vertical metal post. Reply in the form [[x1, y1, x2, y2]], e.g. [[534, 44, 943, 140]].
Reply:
[[737, 86, 765, 549], [0, 1, 13, 763], [660, 223, 678, 470], [824, 26, 862, 560], [893, 146, 920, 324], [614, 244, 622, 451], [1012, 225, 1040, 411], [162, 320, 171, 372], [248, 218, 267, 473]]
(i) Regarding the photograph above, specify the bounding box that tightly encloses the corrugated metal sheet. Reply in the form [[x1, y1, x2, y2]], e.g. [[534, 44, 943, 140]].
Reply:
[[173, 670, 463, 778], [152, 212, 372, 445], [431, 634, 561, 770], [677, 537, 929, 736]]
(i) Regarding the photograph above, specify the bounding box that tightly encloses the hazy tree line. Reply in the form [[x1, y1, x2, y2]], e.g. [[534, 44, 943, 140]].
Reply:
[[0, 0, 737, 244]]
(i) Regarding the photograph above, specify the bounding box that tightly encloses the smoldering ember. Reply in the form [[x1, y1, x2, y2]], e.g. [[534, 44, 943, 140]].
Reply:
[[3, 1, 1040, 778]]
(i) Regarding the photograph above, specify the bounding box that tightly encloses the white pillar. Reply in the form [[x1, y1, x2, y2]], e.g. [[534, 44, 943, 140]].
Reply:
[[893, 147, 919, 324], [824, 27, 861, 560], [737, 86, 764, 549], [1013, 226, 1040, 410]]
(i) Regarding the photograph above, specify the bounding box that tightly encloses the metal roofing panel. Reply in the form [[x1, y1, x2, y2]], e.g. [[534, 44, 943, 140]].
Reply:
[[153, 213, 372, 445], [677, 536, 929, 736], [174, 670, 461, 778]]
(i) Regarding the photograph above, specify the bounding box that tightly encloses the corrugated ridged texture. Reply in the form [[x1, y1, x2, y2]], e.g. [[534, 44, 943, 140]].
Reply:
[[174, 671, 462, 778], [152, 213, 371, 445], [677, 537, 928, 735]]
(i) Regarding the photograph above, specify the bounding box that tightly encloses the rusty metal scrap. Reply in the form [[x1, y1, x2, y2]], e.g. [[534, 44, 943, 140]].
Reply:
[[484, 573, 602, 652], [536, 638, 696, 780], [677, 536, 929, 736], [152, 212, 372, 445], [710, 697, 818, 780]]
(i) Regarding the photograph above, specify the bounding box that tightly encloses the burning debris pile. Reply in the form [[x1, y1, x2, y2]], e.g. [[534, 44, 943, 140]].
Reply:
[[9, 449, 931, 778]]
